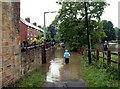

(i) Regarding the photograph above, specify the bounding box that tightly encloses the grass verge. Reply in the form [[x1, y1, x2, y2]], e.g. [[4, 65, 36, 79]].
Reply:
[[80, 54, 119, 88], [15, 71, 45, 87]]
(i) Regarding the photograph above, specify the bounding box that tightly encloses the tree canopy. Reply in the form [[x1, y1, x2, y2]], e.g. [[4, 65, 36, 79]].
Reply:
[[102, 20, 116, 41], [53, 1, 108, 50], [48, 24, 56, 39]]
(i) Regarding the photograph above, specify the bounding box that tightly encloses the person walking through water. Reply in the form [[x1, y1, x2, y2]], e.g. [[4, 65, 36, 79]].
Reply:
[[103, 41, 108, 55], [64, 50, 70, 64]]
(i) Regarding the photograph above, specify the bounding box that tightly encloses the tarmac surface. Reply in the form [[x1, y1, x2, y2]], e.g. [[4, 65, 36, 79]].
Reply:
[[44, 79, 86, 88]]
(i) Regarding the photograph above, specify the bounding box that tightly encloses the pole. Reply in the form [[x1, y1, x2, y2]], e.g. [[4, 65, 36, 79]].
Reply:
[[44, 12, 46, 40], [84, 2, 92, 65], [118, 2, 120, 73], [42, 11, 57, 64], [42, 12, 46, 64]]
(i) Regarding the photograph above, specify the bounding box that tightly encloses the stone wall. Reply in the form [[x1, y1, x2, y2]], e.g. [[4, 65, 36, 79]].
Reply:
[[20, 46, 54, 85], [2, 44, 53, 87], [21, 46, 42, 75], [1, 1, 21, 87], [0, 1, 2, 88]]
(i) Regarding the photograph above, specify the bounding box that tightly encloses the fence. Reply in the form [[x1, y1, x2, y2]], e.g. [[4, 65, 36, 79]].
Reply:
[[86, 49, 120, 72]]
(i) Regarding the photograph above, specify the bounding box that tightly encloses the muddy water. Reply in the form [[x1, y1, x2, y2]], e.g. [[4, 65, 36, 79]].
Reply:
[[40, 43, 118, 83], [39, 47, 81, 83], [97, 43, 118, 52]]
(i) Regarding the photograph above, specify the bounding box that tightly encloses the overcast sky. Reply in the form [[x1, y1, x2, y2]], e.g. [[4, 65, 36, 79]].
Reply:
[[20, 0, 119, 27]]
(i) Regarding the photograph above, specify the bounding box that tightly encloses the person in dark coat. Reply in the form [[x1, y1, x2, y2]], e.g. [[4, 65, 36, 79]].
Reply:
[[103, 41, 108, 55]]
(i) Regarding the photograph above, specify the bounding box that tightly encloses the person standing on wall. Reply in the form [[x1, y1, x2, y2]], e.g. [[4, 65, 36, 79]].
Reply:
[[64, 50, 70, 64]]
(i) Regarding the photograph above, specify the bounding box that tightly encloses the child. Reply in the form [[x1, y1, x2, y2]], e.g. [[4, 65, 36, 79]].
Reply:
[[64, 50, 70, 64]]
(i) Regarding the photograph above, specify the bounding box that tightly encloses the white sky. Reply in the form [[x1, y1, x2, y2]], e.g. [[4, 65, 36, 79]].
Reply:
[[101, 0, 119, 27], [20, 0, 119, 27], [20, 0, 60, 27]]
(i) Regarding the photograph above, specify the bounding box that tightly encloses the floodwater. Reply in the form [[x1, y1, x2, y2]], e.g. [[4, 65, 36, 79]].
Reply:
[[97, 43, 118, 52], [39, 43, 118, 83], [39, 47, 81, 83]]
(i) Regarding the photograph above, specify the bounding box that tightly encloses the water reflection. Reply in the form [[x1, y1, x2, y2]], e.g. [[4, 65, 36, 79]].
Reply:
[[38, 47, 81, 83], [46, 58, 64, 82], [45, 47, 81, 83]]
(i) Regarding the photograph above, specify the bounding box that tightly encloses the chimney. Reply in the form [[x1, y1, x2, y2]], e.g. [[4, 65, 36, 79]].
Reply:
[[25, 17, 30, 22], [33, 22, 37, 26]]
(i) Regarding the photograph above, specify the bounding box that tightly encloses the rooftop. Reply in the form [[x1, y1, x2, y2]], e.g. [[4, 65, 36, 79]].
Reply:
[[20, 18, 44, 32]]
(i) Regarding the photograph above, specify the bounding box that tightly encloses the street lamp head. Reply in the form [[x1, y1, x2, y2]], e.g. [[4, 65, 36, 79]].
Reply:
[[44, 11, 57, 14], [50, 11, 57, 13]]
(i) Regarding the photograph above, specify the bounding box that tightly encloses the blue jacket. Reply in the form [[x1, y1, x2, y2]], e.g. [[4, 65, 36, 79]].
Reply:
[[64, 51, 70, 58]]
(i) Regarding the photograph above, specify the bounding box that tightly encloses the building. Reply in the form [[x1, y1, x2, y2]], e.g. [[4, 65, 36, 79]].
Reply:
[[20, 17, 44, 46]]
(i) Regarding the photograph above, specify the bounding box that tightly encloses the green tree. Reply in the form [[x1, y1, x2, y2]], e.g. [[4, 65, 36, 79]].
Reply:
[[48, 24, 56, 39], [115, 27, 120, 41], [102, 20, 116, 41], [45, 27, 52, 42], [53, 1, 108, 50], [35, 33, 43, 40]]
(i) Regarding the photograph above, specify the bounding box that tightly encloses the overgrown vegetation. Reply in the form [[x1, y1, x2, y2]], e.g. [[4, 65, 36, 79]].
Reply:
[[53, 1, 108, 51], [80, 54, 119, 87], [15, 71, 45, 87], [26, 27, 53, 47]]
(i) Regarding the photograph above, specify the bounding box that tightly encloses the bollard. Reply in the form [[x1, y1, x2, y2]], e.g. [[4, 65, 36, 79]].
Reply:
[[96, 49, 99, 61], [107, 50, 111, 67], [103, 51, 104, 62]]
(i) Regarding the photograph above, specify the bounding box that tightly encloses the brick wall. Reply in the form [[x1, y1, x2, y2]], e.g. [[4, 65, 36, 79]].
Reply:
[[20, 21, 28, 43]]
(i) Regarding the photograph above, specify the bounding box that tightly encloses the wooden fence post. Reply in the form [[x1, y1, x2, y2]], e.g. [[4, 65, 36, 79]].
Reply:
[[96, 49, 99, 61], [103, 51, 104, 62], [118, 52, 120, 72], [107, 50, 111, 67]]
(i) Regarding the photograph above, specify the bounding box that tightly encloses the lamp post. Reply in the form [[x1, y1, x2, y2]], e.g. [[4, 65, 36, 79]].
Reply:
[[42, 11, 57, 64], [84, 1, 92, 65]]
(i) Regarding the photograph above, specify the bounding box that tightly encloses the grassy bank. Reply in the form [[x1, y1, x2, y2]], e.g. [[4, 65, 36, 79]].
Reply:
[[15, 71, 45, 87], [80, 54, 119, 87]]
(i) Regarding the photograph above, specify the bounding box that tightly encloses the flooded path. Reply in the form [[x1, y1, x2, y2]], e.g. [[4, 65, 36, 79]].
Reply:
[[39, 47, 86, 87]]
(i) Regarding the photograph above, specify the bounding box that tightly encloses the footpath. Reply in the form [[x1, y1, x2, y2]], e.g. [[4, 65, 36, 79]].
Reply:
[[43, 48, 87, 88], [44, 79, 86, 88]]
